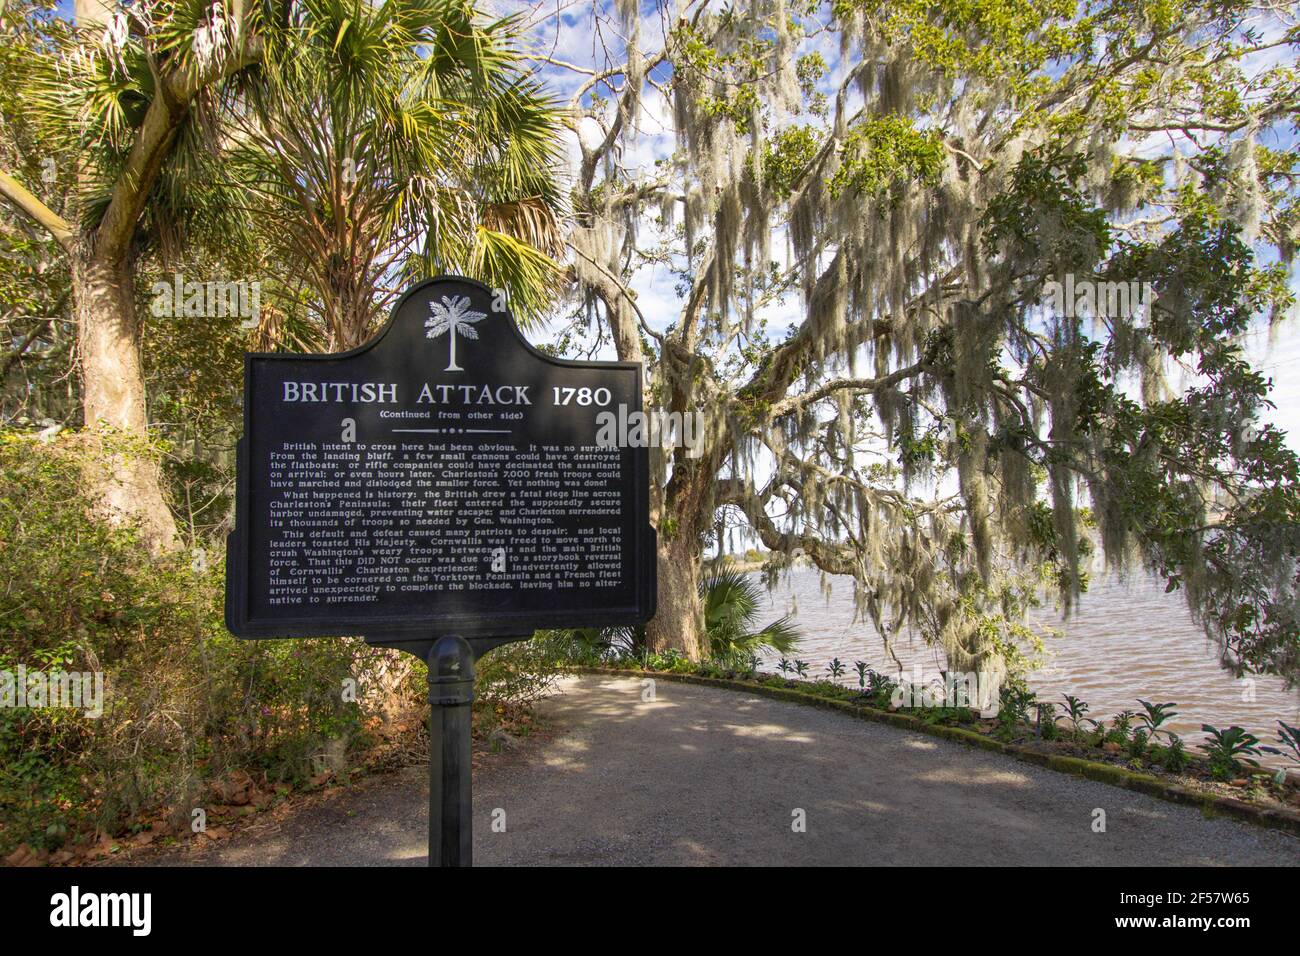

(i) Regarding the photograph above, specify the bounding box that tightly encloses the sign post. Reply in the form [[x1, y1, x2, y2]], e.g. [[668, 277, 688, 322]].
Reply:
[[426, 635, 473, 867], [225, 276, 655, 865]]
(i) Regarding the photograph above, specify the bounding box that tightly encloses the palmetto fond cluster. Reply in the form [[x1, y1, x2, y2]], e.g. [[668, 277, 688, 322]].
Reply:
[[226, 0, 569, 350]]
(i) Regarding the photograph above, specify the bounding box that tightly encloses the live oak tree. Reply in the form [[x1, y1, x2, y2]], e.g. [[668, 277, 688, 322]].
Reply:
[[556, 0, 1300, 683]]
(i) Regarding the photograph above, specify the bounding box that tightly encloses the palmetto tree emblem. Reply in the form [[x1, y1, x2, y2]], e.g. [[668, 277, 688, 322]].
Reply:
[[425, 295, 487, 372]]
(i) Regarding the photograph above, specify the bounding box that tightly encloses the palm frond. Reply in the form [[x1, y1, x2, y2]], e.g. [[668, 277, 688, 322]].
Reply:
[[700, 567, 803, 658], [459, 226, 562, 328], [482, 196, 565, 260]]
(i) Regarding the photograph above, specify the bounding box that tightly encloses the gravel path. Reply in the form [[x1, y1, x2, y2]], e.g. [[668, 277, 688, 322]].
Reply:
[[143, 675, 1299, 866]]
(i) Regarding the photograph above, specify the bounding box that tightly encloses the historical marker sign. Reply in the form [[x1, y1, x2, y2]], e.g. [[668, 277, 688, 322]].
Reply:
[[225, 276, 656, 643]]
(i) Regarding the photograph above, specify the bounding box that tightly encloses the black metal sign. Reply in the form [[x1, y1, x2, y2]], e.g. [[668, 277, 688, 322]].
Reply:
[[225, 276, 656, 644]]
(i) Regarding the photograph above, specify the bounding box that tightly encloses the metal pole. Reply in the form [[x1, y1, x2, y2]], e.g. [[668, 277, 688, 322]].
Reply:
[[427, 634, 474, 867]]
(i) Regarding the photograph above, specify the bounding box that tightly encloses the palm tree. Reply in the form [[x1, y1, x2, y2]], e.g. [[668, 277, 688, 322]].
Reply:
[[2, 0, 268, 551], [1, 0, 563, 547], [426, 294, 486, 372], [225, 0, 567, 351], [699, 567, 802, 660]]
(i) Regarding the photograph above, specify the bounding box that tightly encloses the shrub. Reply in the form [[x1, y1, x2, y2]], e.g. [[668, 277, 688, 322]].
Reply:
[[1198, 724, 1263, 781], [474, 633, 572, 706], [0, 431, 393, 853], [1151, 733, 1191, 773]]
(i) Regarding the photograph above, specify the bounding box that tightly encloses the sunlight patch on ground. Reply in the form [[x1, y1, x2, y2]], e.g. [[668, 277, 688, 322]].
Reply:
[[541, 736, 591, 770], [911, 767, 1031, 788], [721, 722, 816, 744]]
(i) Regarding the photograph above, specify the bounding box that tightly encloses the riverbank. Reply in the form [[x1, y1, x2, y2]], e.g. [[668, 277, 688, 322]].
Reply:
[[750, 567, 1300, 763], [116, 675, 1300, 865]]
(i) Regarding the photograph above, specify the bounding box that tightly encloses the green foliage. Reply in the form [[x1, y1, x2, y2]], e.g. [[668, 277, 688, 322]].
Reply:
[[673, 16, 795, 133], [1094, 209, 1300, 681], [1198, 724, 1263, 780], [998, 684, 1036, 724], [832, 0, 1086, 90], [1037, 702, 1059, 741], [644, 648, 694, 673], [0, 0, 75, 424], [861, 669, 898, 706], [0, 432, 394, 853], [983, 144, 1112, 272], [1058, 694, 1092, 735], [829, 116, 944, 200], [474, 634, 571, 705], [977, 136, 1300, 683], [1136, 699, 1178, 741], [1271, 720, 1300, 769], [228, 0, 568, 338], [1107, 710, 1137, 746], [1127, 727, 1149, 759], [1151, 734, 1190, 774], [699, 567, 803, 658], [758, 126, 822, 201]]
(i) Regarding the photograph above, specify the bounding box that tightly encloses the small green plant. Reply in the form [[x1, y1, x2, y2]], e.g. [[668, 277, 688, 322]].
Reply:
[[1258, 720, 1299, 786], [1136, 700, 1178, 741], [998, 684, 1036, 725], [865, 670, 897, 705], [1198, 724, 1263, 780], [1036, 702, 1059, 741], [793, 660, 810, 679], [700, 568, 802, 658], [1127, 727, 1149, 759], [1265, 720, 1300, 768], [1059, 694, 1093, 736], [1106, 711, 1136, 746], [994, 685, 1034, 741], [1156, 733, 1190, 773], [811, 679, 848, 698], [645, 648, 691, 673], [1124, 699, 1178, 760], [1245, 774, 1270, 802], [695, 660, 726, 679], [827, 658, 846, 680], [919, 706, 961, 727], [853, 661, 869, 690], [777, 658, 792, 675]]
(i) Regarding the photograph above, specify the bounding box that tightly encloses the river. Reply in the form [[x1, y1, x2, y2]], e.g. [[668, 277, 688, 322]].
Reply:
[[752, 566, 1300, 767]]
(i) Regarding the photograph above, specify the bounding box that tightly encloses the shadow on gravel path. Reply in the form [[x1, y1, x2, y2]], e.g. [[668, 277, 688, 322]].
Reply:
[[137, 675, 1300, 866]]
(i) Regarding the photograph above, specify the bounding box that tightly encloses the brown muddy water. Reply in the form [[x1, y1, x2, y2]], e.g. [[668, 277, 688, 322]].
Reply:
[[753, 567, 1300, 768]]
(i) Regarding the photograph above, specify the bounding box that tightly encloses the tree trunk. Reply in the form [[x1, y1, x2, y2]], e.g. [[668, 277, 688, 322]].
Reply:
[[645, 531, 706, 659], [73, 252, 179, 554]]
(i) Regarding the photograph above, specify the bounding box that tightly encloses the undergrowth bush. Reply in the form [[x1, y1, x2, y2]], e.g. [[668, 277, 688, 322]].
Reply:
[[474, 631, 573, 705], [0, 431, 401, 853]]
